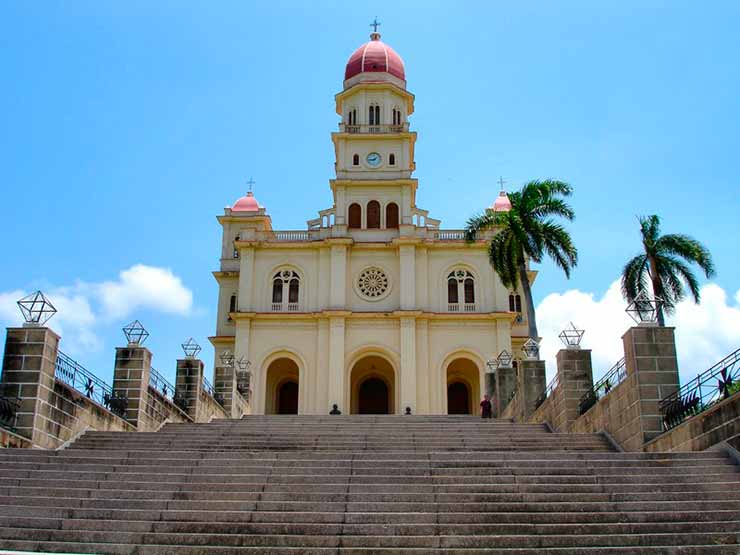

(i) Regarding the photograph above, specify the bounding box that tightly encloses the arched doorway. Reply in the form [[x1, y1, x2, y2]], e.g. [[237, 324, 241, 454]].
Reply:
[[349, 354, 395, 414], [447, 382, 470, 414], [446, 357, 481, 415], [265, 357, 300, 414]]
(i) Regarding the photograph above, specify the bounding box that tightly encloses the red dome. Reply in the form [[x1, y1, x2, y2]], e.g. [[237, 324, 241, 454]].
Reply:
[[492, 191, 512, 212], [345, 33, 405, 82], [232, 191, 260, 213]]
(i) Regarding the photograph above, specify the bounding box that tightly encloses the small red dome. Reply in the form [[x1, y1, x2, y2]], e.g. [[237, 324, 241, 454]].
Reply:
[[232, 191, 260, 213], [345, 33, 405, 82], [492, 191, 512, 212]]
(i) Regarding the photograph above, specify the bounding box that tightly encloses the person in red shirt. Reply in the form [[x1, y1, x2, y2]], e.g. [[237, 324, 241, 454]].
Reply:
[[480, 394, 493, 419]]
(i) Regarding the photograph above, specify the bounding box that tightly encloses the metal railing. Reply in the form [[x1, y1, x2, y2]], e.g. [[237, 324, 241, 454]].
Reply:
[[660, 347, 740, 431], [149, 367, 176, 400], [202, 375, 215, 397], [54, 350, 126, 418], [578, 358, 627, 415], [534, 372, 560, 410]]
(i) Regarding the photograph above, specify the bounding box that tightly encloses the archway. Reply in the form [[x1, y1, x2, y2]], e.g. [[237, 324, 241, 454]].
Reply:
[[350, 355, 395, 414], [265, 357, 299, 414], [446, 357, 481, 415]]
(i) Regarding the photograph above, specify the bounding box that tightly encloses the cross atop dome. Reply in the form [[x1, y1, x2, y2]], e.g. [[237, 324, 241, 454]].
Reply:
[[370, 17, 381, 40]]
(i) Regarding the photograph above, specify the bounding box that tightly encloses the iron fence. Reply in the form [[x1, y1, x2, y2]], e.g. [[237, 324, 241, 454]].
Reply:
[[578, 358, 627, 415], [534, 372, 560, 410], [660, 347, 740, 431], [202, 375, 215, 397], [54, 350, 127, 418], [149, 367, 175, 400]]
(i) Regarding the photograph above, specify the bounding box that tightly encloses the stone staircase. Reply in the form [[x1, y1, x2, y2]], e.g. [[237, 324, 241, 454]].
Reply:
[[0, 415, 738, 554]]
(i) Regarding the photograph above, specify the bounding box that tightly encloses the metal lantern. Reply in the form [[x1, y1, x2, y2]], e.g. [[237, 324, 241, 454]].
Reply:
[[122, 320, 149, 346], [17, 291, 57, 327], [521, 338, 540, 360], [236, 356, 251, 371], [181, 338, 201, 359], [497, 349, 513, 368], [219, 349, 235, 368], [485, 359, 499, 374], [626, 291, 663, 326], [558, 322, 585, 349]]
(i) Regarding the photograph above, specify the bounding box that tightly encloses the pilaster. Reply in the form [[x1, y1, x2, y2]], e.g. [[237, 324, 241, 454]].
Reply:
[[237, 247, 255, 311], [399, 244, 416, 310], [400, 316, 416, 413], [328, 316, 346, 412], [330, 245, 348, 308]]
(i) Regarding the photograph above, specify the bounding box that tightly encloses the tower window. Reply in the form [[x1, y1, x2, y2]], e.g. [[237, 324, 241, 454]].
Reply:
[[389, 153, 396, 166], [367, 200, 380, 229], [272, 270, 301, 311], [447, 270, 476, 311], [348, 203, 361, 229], [348, 108, 357, 126], [228, 294, 237, 321], [392, 108, 402, 126], [509, 293, 523, 318], [353, 154, 359, 166], [369, 105, 380, 125], [385, 202, 399, 229]]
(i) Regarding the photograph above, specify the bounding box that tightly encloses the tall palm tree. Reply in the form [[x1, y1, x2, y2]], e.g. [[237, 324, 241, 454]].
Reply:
[[621, 215, 715, 326], [465, 180, 578, 341]]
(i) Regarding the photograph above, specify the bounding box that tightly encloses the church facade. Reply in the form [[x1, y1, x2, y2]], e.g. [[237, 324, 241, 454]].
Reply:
[[210, 31, 533, 416]]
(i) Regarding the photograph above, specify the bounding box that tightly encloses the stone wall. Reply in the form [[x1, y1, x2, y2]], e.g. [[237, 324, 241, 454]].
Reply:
[[0, 428, 32, 448], [139, 386, 191, 432], [643, 391, 740, 453]]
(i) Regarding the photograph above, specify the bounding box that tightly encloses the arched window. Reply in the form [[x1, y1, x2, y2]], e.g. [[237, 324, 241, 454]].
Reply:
[[389, 153, 396, 166], [369, 105, 380, 125], [447, 270, 476, 311], [385, 202, 399, 229], [509, 293, 523, 321], [272, 270, 300, 312], [348, 203, 361, 229], [392, 108, 402, 126], [367, 200, 380, 229], [348, 108, 357, 126], [352, 154, 359, 166], [228, 294, 237, 320]]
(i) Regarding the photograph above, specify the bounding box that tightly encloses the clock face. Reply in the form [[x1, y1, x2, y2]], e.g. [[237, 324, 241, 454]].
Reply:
[[366, 152, 382, 167]]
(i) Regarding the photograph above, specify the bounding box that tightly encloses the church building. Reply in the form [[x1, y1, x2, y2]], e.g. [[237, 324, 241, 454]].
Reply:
[[210, 30, 533, 415]]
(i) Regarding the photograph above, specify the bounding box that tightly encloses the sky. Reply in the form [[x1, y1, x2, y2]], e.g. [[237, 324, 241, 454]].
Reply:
[[1, 1, 739, 389]]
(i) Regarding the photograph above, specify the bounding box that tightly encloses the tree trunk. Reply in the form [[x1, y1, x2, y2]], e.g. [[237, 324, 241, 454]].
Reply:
[[647, 255, 666, 326], [518, 258, 539, 341]]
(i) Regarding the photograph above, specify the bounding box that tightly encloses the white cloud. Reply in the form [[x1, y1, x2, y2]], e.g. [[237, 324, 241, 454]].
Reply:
[[94, 265, 193, 319], [536, 279, 740, 386], [0, 265, 193, 356]]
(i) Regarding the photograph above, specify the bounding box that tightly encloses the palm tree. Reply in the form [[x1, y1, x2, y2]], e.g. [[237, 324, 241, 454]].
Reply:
[[465, 179, 578, 341], [621, 215, 715, 326]]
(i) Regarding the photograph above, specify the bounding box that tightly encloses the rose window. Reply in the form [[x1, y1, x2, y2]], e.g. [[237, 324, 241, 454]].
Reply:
[[357, 267, 390, 300]]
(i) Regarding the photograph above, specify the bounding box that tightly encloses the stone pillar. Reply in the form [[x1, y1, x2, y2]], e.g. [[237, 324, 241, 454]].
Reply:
[[495, 365, 517, 416], [520, 359, 546, 420], [399, 244, 416, 310], [112, 346, 152, 430], [415, 319, 430, 415], [622, 326, 680, 445], [400, 316, 416, 414], [214, 365, 239, 418], [328, 316, 346, 412], [175, 358, 204, 421], [485, 372, 495, 399], [330, 244, 348, 308], [554, 348, 594, 431], [1, 327, 60, 447]]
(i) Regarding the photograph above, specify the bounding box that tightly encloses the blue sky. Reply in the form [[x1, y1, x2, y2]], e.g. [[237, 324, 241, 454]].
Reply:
[[1, 1, 739, 387]]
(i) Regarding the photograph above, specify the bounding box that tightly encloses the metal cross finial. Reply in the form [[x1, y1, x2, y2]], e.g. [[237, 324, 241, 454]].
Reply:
[[370, 17, 381, 33], [246, 177, 255, 193], [498, 176, 507, 191]]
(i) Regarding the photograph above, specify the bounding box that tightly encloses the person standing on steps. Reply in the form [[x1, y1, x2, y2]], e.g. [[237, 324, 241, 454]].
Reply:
[[480, 394, 493, 419]]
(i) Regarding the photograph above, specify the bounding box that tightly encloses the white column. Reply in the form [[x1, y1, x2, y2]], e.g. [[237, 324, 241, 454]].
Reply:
[[416, 318, 429, 414], [328, 317, 346, 413], [330, 245, 347, 309], [399, 244, 416, 310], [237, 247, 255, 311], [315, 319, 330, 414], [400, 316, 417, 414]]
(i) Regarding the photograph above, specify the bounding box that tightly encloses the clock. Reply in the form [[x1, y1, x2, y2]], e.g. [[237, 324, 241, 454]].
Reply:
[[366, 152, 382, 168]]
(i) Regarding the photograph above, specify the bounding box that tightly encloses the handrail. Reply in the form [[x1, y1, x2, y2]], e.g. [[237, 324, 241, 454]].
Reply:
[[54, 350, 126, 418], [202, 375, 215, 397], [534, 372, 560, 410], [578, 358, 627, 415], [660, 347, 740, 431], [149, 367, 176, 400]]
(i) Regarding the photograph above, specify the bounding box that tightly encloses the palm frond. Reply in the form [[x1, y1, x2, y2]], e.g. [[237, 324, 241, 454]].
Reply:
[[540, 221, 578, 278], [661, 254, 702, 304], [639, 215, 661, 249], [621, 254, 649, 302], [464, 211, 496, 242], [656, 233, 715, 277]]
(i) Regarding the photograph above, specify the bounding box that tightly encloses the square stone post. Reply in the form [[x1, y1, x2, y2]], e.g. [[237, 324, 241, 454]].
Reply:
[[1, 327, 60, 447], [214, 365, 239, 418], [553, 348, 594, 431], [112, 346, 152, 430], [520, 359, 546, 420], [175, 358, 204, 421], [622, 326, 680, 445], [495, 366, 517, 417]]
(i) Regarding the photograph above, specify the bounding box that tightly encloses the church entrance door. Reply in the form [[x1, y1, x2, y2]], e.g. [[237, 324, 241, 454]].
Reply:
[[277, 381, 299, 414], [349, 355, 396, 414], [358, 378, 389, 414], [447, 382, 470, 414]]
